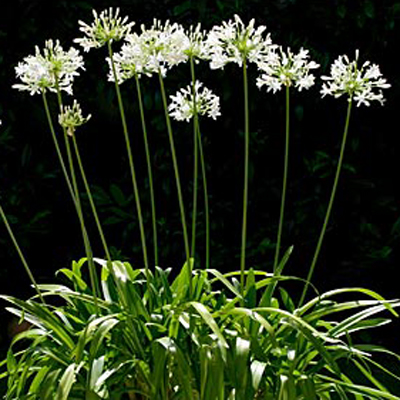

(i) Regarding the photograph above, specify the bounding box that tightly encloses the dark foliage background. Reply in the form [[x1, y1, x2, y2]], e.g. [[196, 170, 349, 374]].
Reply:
[[1, 0, 399, 378]]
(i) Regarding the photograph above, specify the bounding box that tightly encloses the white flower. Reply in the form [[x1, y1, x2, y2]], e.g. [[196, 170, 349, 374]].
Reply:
[[138, 19, 188, 71], [58, 100, 91, 136], [108, 19, 189, 82], [256, 47, 319, 93], [13, 40, 84, 96], [181, 23, 209, 61], [205, 14, 275, 69], [74, 8, 135, 51], [321, 50, 391, 106], [168, 81, 221, 122], [107, 37, 153, 83]]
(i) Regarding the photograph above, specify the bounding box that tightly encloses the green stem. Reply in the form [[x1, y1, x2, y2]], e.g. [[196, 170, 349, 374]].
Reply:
[[196, 122, 210, 270], [274, 86, 290, 272], [71, 135, 112, 262], [134, 74, 158, 267], [64, 131, 99, 310], [299, 98, 353, 306], [42, 92, 76, 204], [189, 57, 199, 262], [240, 60, 250, 295], [158, 71, 191, 295], [107, 41, 150, 278], [54, 86, 99, 312], [0, 204, 45, 303], [189, 58, 210, 270]]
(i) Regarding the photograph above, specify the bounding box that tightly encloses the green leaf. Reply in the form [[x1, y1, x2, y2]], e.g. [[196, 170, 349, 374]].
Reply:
[[56, 363, 81, 400], [250, 360, 267, 391], [245, 268, 256, 308], [278, 374, 296, 400], [190, 301, 229, 351], [298, 376, 317, 400], [109, 184, 127, 207], [89, 317, 119, 360], [171, 258, 194, 304]]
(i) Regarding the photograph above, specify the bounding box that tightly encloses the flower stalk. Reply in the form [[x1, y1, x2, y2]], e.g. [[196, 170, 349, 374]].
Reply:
[[240, 59, 250, 294], [189, 57, 199, 262], [299, 98, 353, 306], [107, 41, 150, 278], [159, 71, 191, 294], [134, 74, 158, 267], [274, 86, 290, 272], [0, 204, 45, 304]]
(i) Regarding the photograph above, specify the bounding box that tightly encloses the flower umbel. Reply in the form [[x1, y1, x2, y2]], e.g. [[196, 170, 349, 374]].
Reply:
[[321, 50, 390, 106], [205, 14, 275, 69], [168, 81, 221, 122], [59, 100, 91, 136], [182, 23, 209, 61], [108, 19, 188, 82], [75, 8, 135, 51], [257, 47, 319, 93], [13, 40, 84, 96]]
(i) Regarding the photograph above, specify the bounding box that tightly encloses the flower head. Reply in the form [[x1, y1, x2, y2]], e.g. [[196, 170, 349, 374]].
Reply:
[[108, 19, 188, 82], [205, 15, 275, 69], [58, 100, 91, 136], [13, 40, 84, 96], [321, 50, 390, 106], [181, 23, 209, 61], [168, 81, 221, 122], [75, 8, 135, 51], [107, 37, 153, 83], [256, 47, 319, 93]]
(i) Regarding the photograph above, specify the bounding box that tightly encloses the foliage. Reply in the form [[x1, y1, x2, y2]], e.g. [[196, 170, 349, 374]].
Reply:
[[1, 254, 400, 399]]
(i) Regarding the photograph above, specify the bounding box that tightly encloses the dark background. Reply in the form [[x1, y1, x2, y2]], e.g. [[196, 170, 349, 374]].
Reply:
[[1, 0, 399, 374]]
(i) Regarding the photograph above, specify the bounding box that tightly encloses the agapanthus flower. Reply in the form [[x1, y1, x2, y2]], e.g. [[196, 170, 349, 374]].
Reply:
[[108, 19, 189, 82], [205, 15, 275, 69], [168, 81, 221, 122], [13, 40, 84, 96], [106, 37, 153, 83], [321, 50, 390, 106], [74, 8, 135, 51], [58, 100, 91, 136], [256, 47, 319, 93], [181, 23, 209, 61]]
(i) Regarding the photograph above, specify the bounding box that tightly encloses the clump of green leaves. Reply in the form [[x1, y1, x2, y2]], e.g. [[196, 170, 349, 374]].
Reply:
[[1, 252, 400, 399]]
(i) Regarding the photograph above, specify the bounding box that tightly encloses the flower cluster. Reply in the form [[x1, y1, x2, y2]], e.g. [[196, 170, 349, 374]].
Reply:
[[256, 47, 319, 93], [58, 100, 91, 136], [168, 81, 221, 122], [205, 14, 275, 69], [13, 40, 84, 96], [74, 8, 135, 51], [321, 50, 390, 106], [108, 19, 189, 82], [181, 23, 209, 61]]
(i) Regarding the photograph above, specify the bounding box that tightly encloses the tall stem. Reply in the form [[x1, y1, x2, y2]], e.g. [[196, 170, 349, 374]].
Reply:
[[197, 123, 210, 270], [0, 204, 45, 303], [42, 92, 76, 204], [158, 71, 191, 294], [107, 41, 149, 278], [189, 57, 199, 262], [299, 99, 353, 306], [71, 135, 111, 262], [134, 75, 158, 267], [240, 60, 250, 294], [64, 131, 99, 310], [54, 86, 99, 311], [274, 86, 290, 272]]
